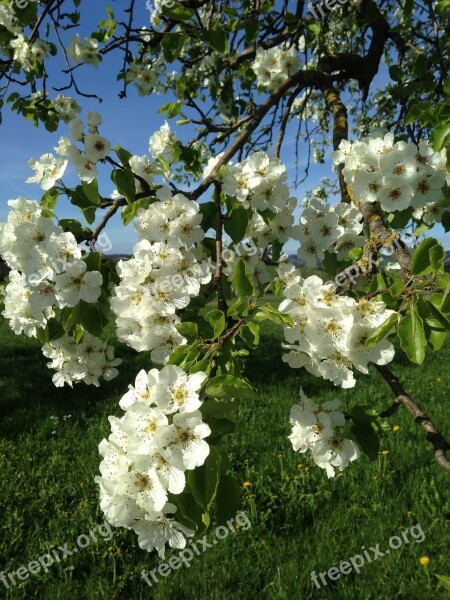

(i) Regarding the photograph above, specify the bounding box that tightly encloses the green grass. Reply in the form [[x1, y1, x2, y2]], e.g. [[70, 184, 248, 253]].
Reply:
[[0, 317, 449, 600]]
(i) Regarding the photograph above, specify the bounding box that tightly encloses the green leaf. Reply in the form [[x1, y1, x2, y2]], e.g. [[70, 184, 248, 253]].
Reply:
[[169, 490, 204, 533], [397, 310, 427, 364], [59, 219, 90, 238], [215, 475, 241, 526], [349, 406, 381, 460], [413, 222, 431, 237], [411, 238, 439, 275], [69, 186, 97, 224], [239, 322, 260, 349], [82, 179, 100, 205], [389, 65, 403, 81], [202, 27, 227, 52], [157, 101, 182, 119], [243, 19, 259, 44], [111, 168, 135, 203], [121, 203, 138, 225], [254, 303, 294, 327], [406, 100, 431, 125], [187, 446, 221, 512], [271, 240, 283, 262], [206, 310, 226, 339], [224, 205, 250, 243], [307, 21, 321, 35], [366, 313, 399, 347], [389, 274, 406, 297], [79, 302, 109, 337], [73, 324, 85, 344], [435, 574, 450, 590], [323, 250, 339, 278], [40, 187, 59, 212], [61, 304, 81, 332], [430, 242, 445, 273], [204, 417, 235, 445], [368, 273, 388, 294], [199, 201, 216, 231], [205, 375, 256, 400], [227, 297, 252, 318], [231, 258, 255, 296], [36, 326, 49, 345], [426, 319, 447, 351], [167, 344, 191, 366], [161, 33, 187, 62], [161, 3, 194, 21], [348, 247, 363, 261], [115, 146, 132, 167], [431, 122, 450, 151], [442, 211, 450, 233], [426, 297, 450, 330], [176, 321, 199, 338], [200, 397, 239, 418], [442, 290, 450, 314]]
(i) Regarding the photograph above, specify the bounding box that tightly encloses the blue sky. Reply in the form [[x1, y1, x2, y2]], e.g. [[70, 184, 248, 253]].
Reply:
[[0, 1, 448, 254]]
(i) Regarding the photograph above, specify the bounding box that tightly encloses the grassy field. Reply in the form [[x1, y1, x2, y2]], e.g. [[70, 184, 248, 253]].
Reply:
[[0, 315, 449, 600]]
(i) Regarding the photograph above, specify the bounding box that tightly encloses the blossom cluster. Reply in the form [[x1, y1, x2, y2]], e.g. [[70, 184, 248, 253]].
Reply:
[[55, 112, 111, 183], [110, 189, 211, 362], [51, 94, 81, 123], [9, 33, 50, 72], [279, 273, 396, 388], [126, 59, 161, 96], [149, 121, 179, 162], [291, 198, 364, 267], [221, 151, 292, 215], [217, 151, 297, 290], [289, 388, 361, 478], [252, 44, 301, 91], [68, 34, 101, 67], [0, 4, 50, 71], [95, 366, 211, 557], [0, 197, 119, 386], [332, 132, 447, 220], [0, 3, 19, 35], [42, 333, 121, 388]]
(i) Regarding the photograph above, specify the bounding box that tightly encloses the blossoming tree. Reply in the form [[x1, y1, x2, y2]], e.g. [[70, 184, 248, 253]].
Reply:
[[0, 0, 449, 556]]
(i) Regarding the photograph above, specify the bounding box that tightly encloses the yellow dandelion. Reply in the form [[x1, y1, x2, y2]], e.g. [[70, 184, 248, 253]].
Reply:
[[242, 481, 251, 488], [304, 466, 310, 472], [270, 495, 278, 500], [406, 511, 412, 517], [393, 425, 400, 432], [293, 475, 299, 480], [297, 464, 303, 469], [381, 450, 389, 456], [419, 556, 430, 566], [235, 524, 241, 530]]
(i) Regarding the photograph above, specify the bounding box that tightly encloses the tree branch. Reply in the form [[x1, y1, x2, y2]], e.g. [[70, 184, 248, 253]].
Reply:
[[214, 182, 228, 316], [375, 364, 450, 474]]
